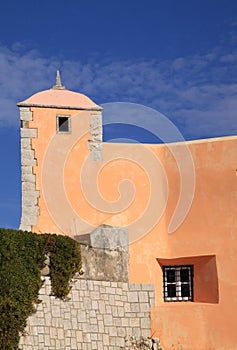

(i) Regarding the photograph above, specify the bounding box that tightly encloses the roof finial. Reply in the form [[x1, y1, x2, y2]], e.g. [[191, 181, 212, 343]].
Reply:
[[52, 70, 66, 90]]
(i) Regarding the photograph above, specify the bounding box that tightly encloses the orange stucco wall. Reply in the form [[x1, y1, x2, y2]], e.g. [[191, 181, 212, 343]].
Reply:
[[28, 105, 237, 350], [129, 138, 237, 350]]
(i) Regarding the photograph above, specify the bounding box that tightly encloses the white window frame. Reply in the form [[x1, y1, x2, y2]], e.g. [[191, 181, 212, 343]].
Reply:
[[163, 265, 193, 302]]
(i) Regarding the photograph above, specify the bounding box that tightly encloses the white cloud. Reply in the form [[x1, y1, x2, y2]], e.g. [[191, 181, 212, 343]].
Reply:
[[0, 41, 236, 141]]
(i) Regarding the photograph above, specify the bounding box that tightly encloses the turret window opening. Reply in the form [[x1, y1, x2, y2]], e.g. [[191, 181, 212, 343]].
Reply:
[[57, 115, 71, 133]]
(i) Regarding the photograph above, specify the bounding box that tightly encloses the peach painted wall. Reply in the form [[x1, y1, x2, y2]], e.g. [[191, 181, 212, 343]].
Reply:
[[129, 138, 237, 349], [28, 105, 237, 349]]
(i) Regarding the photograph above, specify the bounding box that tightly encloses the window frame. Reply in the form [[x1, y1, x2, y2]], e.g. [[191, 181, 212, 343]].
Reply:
[[163, 265, 194, 302], [56, 115, 71, 134]]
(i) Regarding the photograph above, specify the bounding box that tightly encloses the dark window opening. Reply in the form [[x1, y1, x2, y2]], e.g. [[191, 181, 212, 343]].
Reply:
[[57, 116, 70, 133]]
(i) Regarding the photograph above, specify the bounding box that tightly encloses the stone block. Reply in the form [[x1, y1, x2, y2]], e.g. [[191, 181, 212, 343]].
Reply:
[[98, 300, 106, 313], [57, 328, 64, 339], [104, 314, 113, 326], [92, 300, 98, 309], [20, 214, 38, 226], [150, 297, 155, 306], [121, 318, 129, 327], [37, 326, 45, 334], [129, 283, 142, 290], [91, 341, 97, 349], [22, 206, 39, 217], [116, 336, 125, 347], [142, 284, 154, 291], [20, 107, 33, 121], [21, 128, 38, 138], [71, 337, 79, 350], [108, 326, 117, 337], [91, 128, 102, 142], [22, 181, 36, 191], [117, 327, 126, 337], [90, 317, 97, 325], [129, 318, 140, 327], [90, 324, 99, 333], [19, 224, 31, 231], [22, 173, 36, 183], [19, 107, 31, 113], [103, 333, 110, 346], [141, 318, 151, 329], [83, 297, 92, 309], [142, 329, 151, 338], [112, 306, 119, 317], [124, 302, 131, 312], [20, 111, 33, 121], [21, 165, 33, 174], [131, 303, 140, 312], [71, 290, 79, 301], [87, 280, 95, 290], [105, 305, 112, 314], [90, 113, 102, 129], [127, 291, 138, 303], [98, 320, 105, 333], [138, 291, 149, 303], [79, 279, 87, 290], [106, 286, 115, 295], [89, 309, 96, 318], [52, 306, 61, 318], [21, 148, 35, 166], [91, 148, 103, 162], [21, 138, 31, 149], [140, 303, 150, 312], [118, 306, 125, 317], [97, 342, 104, 350], [90, 333, 98, 341], [21, 149, 35, 159], [101, 281, 111, 287], [90, 225, 128, 249], [91, 291, 100, 299], [22, 192, 40, 208]]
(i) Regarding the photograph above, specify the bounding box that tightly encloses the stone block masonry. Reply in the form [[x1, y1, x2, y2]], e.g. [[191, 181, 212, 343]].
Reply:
[[19, 277, 155, 350], [19, 107, 40, 232]]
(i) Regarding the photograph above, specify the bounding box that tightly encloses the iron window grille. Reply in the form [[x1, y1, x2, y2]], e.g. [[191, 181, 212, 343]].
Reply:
[[163, 265, 193, 302]]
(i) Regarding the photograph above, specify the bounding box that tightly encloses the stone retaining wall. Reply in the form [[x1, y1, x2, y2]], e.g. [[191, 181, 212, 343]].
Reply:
[[19, 277, 155, 350]]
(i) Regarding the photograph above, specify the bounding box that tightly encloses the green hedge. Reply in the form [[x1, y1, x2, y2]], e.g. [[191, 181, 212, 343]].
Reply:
[[0, 228, 82, 350]]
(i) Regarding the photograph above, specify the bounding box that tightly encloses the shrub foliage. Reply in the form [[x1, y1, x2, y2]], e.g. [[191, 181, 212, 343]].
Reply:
[[0, 228, 81, 350]]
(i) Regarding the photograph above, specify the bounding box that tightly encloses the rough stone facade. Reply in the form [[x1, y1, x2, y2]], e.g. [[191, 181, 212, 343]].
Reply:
[[77, 225, 129, 282], [19, 277, 155, 350], [79, 244, 129, 282], [19, 107, 40, 231], [88, 112, 103, 161]]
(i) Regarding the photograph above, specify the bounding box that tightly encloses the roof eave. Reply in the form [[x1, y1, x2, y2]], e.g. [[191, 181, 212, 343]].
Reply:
[[17, 102, 103, 111]]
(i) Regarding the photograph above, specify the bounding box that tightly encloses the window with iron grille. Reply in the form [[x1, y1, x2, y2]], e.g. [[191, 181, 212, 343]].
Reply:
[[163, 265, 193, 302]]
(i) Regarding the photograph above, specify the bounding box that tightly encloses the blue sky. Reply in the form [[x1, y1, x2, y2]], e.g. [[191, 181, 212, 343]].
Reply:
[[0, 0, 237, 228]]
